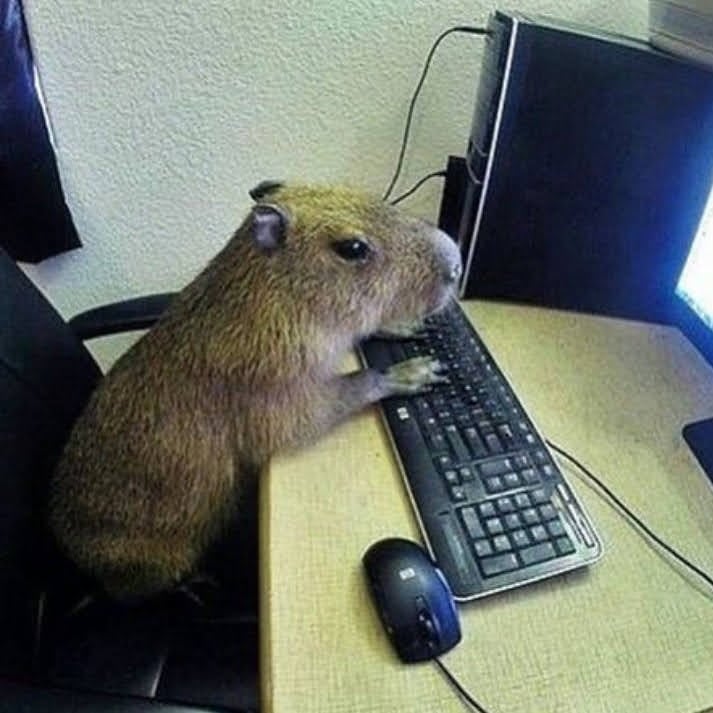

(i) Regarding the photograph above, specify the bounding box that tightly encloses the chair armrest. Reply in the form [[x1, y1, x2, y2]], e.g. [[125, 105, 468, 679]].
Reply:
[[68, 293, 177, 341]]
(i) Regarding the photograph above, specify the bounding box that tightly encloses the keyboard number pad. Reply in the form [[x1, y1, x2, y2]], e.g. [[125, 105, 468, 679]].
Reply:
[[459, 493, 576, 579]]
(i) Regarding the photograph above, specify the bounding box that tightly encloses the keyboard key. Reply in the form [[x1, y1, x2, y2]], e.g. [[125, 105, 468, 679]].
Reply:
[[492, 534, 512, 552], [478, 501, 496, 518], [514, 492, 532, 509], [443, 469, 459, 485], [457, 412, 474, 426], [450, 485, 467, 502], [428, 433, 448, 452], [497, 423, 516, 449], [459, 466, 475, 482], [522, 508, 540, 525], [538, 503, 557, 520], [451, 399, 466, 413], [533, 449, 549, 465], [520, 468, 539, 485], [445, 424, 471, 463], [503, 472, 521, 489], [495, 497, 515, 514], [531, 488, 549, 505], [478, 420, 493, 435], [479, 458, 512, 477], [473, 539, 493, 558], [485, 433, 504, 454], [504, 513, 522, 529], [555, 536, 576, 556], [530, 524, 549, 542], [511, 529, 530, 548], [460, 507, 486, 539], [513, 453, 530, 469], [423, 416, 438, 433], [414, 397, 431, 412], [463, 427, 487, 457], [435, 454, 454, 470], [520, 542, 556, 566], [541, 464, 556, 478], [484, 476, 504, 494], [480, 553, 519, 577], [485, 517, 505, 535], [547, 518, 566, 538]]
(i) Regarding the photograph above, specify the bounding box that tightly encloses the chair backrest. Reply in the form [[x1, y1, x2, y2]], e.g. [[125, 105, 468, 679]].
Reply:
[[0, 247, 101, 674]]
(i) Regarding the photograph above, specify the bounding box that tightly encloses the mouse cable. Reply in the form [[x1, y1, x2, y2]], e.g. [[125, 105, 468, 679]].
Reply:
[[546, 439, 713, 593], [389, 169, 447, 206], [381, 25, 491, 203], [434, 656, 492, 713]]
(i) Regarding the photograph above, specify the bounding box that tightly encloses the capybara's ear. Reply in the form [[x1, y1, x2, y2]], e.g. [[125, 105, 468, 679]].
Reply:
[[250, 204, 289, 253], [249, 180, 284, 202]]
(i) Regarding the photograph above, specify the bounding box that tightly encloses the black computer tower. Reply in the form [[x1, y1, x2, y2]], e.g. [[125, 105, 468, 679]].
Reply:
[[453, 11, 713, 322]]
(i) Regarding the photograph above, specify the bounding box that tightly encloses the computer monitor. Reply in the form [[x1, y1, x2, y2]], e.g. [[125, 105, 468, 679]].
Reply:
[[675, 184, 713, 485]]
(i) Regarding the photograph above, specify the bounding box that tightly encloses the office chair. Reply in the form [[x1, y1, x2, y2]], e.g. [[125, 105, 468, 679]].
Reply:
[[0, 247, 259, 712]]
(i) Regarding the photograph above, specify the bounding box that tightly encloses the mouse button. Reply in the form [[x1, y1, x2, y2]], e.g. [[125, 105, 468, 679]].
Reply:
[[415, 596, 441, 647]]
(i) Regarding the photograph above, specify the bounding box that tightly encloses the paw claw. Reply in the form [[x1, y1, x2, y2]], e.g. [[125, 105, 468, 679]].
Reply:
[[384, 356, 449, 395], [375, 318, 429, 340]]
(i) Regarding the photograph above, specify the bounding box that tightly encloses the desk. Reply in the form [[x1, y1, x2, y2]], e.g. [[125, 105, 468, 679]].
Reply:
[[260, 301, 713, 713]]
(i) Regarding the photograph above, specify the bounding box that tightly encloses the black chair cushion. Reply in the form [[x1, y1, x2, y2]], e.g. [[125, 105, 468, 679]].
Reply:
[[41, 595, 259, 712]]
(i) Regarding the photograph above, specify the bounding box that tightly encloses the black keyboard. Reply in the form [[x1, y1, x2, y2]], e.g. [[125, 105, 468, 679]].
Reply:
[[359, 302, 602, 600]]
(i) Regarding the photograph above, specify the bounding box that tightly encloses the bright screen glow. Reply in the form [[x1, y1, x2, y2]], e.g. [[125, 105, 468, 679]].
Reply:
[[677, 187, 713, 332]]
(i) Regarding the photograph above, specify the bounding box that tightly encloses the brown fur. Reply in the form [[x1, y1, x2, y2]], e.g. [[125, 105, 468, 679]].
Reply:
[[48, 183, 462, 601]]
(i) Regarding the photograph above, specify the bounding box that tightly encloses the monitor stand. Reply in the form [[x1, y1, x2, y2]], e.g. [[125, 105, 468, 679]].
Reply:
[[683, 418, 713, 486]]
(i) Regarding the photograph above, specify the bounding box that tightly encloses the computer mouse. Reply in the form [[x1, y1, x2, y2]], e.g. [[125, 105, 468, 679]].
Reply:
[[362, 537, 461, 663]]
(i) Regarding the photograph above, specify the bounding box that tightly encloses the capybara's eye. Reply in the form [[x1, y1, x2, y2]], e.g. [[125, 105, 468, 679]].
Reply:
[[331, 238, 372, 262]]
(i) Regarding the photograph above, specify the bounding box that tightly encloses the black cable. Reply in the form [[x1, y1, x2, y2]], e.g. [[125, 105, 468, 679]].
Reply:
[[433, 657, 492, 713], [381, 25, 490, 203], [389, 170, 447, 206], [546, 439, 713, 592]]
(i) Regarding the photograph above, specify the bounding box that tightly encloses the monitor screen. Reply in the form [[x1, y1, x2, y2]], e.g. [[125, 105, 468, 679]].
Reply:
[[677, 186, 713, 336]]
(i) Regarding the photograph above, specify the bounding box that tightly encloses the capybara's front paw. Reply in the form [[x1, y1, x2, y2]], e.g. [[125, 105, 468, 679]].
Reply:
[[384, 356, 449, 395]]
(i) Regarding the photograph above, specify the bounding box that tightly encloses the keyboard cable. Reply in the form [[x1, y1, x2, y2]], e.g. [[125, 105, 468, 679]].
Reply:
[[546, 439, 713, 593]]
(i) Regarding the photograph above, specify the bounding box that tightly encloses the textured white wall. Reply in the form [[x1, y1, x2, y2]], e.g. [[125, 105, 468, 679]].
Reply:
[[21, 0, 647, 367]]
